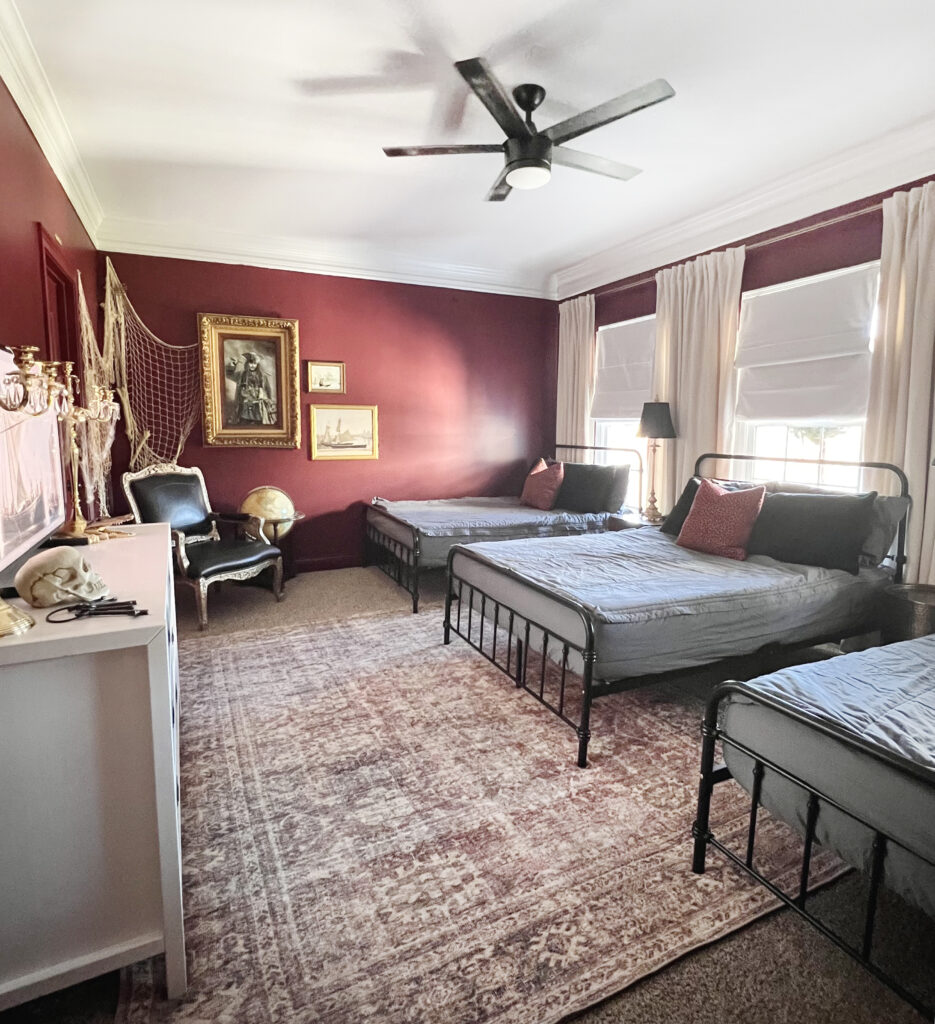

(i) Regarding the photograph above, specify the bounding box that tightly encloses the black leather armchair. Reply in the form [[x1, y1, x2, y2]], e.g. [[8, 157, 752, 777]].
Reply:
[[122, 463, 284, 630]]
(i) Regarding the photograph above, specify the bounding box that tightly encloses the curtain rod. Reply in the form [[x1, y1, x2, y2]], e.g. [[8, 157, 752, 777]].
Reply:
[[590, 199, 884, 300]]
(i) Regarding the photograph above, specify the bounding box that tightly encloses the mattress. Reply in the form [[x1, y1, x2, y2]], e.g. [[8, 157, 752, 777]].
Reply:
[[450, 528, 890, 680], [367, 497, 616, 567], [721, 635, 935, 917]]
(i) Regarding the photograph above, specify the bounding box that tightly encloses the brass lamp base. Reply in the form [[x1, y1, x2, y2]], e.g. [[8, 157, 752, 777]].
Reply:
[[0, 598, 34, 638], [642, 490, 664, 525]]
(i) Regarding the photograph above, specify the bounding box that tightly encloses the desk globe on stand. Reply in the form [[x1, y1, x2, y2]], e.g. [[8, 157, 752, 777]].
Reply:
[[239, 486, 304, 579]]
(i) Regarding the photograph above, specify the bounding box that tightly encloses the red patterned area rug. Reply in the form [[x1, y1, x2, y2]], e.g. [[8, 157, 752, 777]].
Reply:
[[115, 610, 840, 1024]]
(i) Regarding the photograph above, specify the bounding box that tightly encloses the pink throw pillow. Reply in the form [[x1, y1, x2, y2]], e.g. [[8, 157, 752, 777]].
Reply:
[[521, 458, 564, 510], [676, 478, 765, 560]]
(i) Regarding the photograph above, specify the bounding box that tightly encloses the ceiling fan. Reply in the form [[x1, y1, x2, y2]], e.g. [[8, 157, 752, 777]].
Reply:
[[383, 57, 675, 201]]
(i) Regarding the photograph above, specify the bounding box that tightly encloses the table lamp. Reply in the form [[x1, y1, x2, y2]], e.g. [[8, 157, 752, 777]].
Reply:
[[637, 401, 677, 524]]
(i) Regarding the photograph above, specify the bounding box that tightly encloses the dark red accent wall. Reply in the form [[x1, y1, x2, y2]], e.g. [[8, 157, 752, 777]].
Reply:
[[594, 173, 935, 329], [0, 77, 97, 354], [105, 253, 557, 571]]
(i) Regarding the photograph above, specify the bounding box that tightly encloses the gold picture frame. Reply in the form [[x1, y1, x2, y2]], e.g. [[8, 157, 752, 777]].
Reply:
[[306, 360, 346, 394], [198, 313, 300, 448], [310, 405, 378, 460]]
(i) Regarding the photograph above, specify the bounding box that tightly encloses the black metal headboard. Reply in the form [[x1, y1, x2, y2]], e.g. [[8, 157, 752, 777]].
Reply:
[[694, 452, 910, 583], [555, 443, 644, 513]]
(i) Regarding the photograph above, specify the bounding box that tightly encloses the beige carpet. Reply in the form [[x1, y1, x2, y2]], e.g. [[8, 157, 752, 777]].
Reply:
[[118, 589, 852, 1024]]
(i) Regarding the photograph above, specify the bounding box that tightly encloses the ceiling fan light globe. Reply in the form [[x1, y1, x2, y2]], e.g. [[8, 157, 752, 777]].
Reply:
[[504, 162, 551, 189]]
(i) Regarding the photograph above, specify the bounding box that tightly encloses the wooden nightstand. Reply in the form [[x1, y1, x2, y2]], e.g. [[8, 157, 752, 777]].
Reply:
[[881, 584, 935, 644]]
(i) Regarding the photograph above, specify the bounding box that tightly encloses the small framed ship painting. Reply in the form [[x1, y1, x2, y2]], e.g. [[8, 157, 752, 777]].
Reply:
[[309, 405, 378, 460], [306, 361, 345, 394]]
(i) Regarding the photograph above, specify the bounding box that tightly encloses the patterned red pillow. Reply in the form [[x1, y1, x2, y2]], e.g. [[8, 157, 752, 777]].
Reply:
[[676, 478, 766, 560], [520, 458, 564, 510]]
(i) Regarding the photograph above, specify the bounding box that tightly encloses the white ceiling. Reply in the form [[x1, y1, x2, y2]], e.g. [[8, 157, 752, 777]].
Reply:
[[4, 0, 935, 297]]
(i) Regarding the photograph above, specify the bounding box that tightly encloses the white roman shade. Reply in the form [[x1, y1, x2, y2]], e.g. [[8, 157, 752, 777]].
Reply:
[[734, 262, 878, 422], [589, 315, 655, 420]]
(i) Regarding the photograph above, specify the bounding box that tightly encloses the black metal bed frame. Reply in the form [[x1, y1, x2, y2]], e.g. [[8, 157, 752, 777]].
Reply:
[[365, 444, 644, 613], [692, 680, 935, 1020], [443, 453, 910, 768]]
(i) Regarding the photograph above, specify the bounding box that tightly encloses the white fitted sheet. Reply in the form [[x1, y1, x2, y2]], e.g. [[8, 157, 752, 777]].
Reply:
[[722, 635, 935, 917], [367, 497, 616, 567], [451, 528, 889, 680]]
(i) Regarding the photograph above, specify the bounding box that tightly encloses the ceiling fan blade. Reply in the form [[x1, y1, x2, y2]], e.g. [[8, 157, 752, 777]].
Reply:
[[485, 166, 512, 202], [544, 78, 675, 145], [551, 147, 642, 181], [383, 144, 503, 157], [455, 57, 532, 139]]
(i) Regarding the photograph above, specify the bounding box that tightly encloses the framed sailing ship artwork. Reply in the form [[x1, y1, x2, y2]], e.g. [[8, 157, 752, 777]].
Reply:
[[306, 361, 345, 394], [198, 313, 300, 448], [309, 405, 378, 460]]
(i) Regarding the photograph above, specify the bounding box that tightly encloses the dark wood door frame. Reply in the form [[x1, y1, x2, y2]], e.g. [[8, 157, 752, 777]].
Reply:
[[38, 224, 80, 365]]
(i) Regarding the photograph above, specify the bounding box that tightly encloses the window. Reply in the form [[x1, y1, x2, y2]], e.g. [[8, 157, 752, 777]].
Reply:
[[732, 263, 878, 487], [747, 422, 864, 489], [589, 315, 656, 509]]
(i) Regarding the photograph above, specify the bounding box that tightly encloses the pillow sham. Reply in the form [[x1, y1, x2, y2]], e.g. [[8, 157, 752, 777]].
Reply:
[[747, 490, 878, 574], [602, 464, 631, 513], [661, 476, 754, 536], [554, 462, 617, 513], [520, 458, 564, 510], [676, 479, 766, 560], [861, 494, 911, 566]]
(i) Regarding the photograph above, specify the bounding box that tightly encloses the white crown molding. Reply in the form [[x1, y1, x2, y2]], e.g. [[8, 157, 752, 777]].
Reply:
[[0, 0, 104, 242], [96, 217, 548, 298], [550, 114, 935, 300]]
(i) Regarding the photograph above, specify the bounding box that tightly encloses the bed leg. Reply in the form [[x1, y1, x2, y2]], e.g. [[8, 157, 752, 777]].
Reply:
[[443, 582, 452, 644], [576, 654, 595, 768], [576, 727, 591, 768], [692, 696, 721, 873]]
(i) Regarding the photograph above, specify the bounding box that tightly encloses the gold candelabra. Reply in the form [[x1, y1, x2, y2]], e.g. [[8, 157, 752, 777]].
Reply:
[[1, 345, 121, 543]]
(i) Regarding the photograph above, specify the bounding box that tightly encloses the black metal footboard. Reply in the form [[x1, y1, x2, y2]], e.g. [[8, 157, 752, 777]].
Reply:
[[444, 544, 598, 767], [444, 541, 885, 769], [365, 503, 422, 613], [692, 681, 935, 1020]]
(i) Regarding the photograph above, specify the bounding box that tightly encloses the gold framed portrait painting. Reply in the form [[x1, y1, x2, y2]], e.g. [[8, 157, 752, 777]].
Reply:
[[309, 405, 378, 460], [306, 360, 346, 394], [199, 313, 300, 448]]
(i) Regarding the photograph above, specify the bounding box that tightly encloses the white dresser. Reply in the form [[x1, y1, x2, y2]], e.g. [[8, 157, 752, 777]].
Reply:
[[0, 523, 186, 1009]]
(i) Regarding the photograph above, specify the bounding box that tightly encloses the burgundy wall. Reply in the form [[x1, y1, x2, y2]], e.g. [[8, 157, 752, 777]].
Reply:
[[594, 173, 935, 329], [105, 253, 558, 571], [0, 77, 97, 354]]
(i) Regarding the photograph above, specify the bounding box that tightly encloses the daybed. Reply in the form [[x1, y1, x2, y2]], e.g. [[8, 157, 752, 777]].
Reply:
[[443, 453, 910, 766], [365, 444, 642, 612], [692, 634, 935, 1019]]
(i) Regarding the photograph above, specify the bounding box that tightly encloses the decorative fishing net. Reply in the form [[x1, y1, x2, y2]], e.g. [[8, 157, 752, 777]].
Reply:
[[77, 271, 117, 516], [104, 258, 200, 470]]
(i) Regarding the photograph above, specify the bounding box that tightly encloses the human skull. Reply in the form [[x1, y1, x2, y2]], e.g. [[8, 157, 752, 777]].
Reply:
[[14, 547, 110, 608]]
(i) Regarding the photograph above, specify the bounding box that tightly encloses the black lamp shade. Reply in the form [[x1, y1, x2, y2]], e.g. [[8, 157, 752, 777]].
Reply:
[[637, 402, 676, 439]]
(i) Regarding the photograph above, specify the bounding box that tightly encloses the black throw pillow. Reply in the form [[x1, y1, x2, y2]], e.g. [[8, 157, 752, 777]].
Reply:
[[660, 477, 754, 536], [660, 477, 701, 536], [747, 491, 878, 574], [554, 463, 617, 513], [602, 464, 631, 513]]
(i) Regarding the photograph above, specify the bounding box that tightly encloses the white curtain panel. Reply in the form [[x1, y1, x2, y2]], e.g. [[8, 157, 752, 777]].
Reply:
[[555, 293, 596, 449], [864, 181, 935, 584], [653, 246, 746, 511]]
